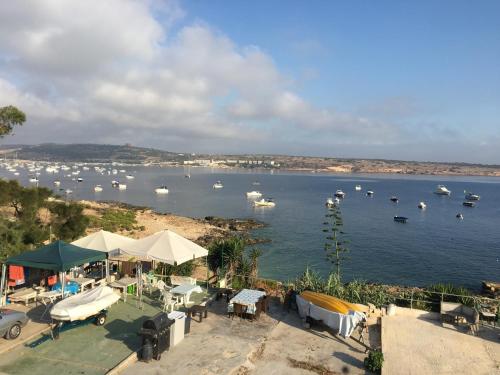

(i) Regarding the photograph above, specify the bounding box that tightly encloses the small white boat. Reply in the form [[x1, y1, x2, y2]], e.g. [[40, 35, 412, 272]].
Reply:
[[65, 189, 73, 195], [390, 196, 399, 203], [434, 185, 451, 195], [111, 180, 119, 188], [334, 190, 345, 198], [464, 191, 480, 201], [94, 185, 103, 192], [112, 169, 118, 175], [125, 175, 134, 180], [325, 197, 340, 208], [119, 169, 126, 173], [54, 180, 61, 186], [456, 213, 464, 219], [13, 172, 19, 176], [366, 190, 374, 196], [50, 286, 120, 323], [118, 184, 127, 190], [246, 191, 262, 198], [355, 185, 362, 191], [77, 177, 83, 183], [418, 202, 427, 209], [254, 198, 275, 207], [213, 181, 223, 189], [155, 186, 169, 194], [252, 181, 261, 186], [28, 176, 38, 183]]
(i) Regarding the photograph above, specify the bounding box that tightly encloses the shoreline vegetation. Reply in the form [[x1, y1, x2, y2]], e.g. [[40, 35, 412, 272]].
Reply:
[[2, 143, 500, 177]]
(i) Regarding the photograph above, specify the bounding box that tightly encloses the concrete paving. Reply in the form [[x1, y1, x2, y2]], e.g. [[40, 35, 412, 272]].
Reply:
[[382, 308, 500, 375], [122, 297, 376, 375]]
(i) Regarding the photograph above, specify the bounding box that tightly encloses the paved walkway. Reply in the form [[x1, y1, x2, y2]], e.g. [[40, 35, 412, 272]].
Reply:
[[382, 309, 500, 375]]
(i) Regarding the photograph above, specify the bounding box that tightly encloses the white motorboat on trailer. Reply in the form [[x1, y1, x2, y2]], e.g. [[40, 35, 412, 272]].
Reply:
[[254, 198, 276, 207], [434, 185, 451, 195], [246, 191, 262, 198], [155, 186, 169, 194]]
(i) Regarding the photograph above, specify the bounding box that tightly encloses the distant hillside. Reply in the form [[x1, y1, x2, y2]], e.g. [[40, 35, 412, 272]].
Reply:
[[0, 143, 183, 163]]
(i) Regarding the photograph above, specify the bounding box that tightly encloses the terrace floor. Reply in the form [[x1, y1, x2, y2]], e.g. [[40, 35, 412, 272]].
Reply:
[[382, 308, 500, 375]]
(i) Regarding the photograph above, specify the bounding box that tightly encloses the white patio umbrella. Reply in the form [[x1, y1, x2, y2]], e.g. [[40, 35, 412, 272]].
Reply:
[[120, 230, 209, 309], [120, 230, 208, 265], [72, 230, 137, 280]]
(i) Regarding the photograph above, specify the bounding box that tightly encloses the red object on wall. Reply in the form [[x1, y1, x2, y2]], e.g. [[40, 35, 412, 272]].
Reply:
[[7, 265, 25, 287]]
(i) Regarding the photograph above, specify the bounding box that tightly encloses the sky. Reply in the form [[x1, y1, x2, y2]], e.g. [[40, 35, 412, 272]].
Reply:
[[0, 0, 499, 163]]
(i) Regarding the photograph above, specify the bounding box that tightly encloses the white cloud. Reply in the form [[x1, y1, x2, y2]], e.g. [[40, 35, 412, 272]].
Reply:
[[0, 0, 401, 153]]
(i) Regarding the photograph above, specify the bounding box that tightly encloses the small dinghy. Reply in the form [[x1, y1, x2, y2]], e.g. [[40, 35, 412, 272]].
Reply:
[[394, 216, 408, 223], [463, 201, 475, 207], [390, 196, 399, 203], [50, 286, 120, 323]]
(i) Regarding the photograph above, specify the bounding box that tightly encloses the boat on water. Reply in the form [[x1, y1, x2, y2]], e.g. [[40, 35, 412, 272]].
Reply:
[[13, 172, 19, 176], [246, 191, 262, 198], [54, 180, 61, 186], [334, 190, 346, 198], [254, 198, 276, 207], [464, 191, 480, 201], [155, 186, 169, 194], [463, 201, 475, 207], [125, 175, 134, 180], [434, 185, 451, 195], [325, 197, 340, 208], [390, 196, 399, 203], [355, 185, 362, 191], [394, 216, 408, 223], [456, 213, 464, 219], [111, 180, 119, 188], [94, 185, 103, 192], [213, 181, 223, 189], [252, 181, 261, 186], [418, 202, 427, 209], [118, 184, 127, 190], [184, 174, 191, 179], [77, 177, 83, 182], [366, 190, 374, 196], [28, 176, 38, 183], [65, 189, 73, 195]]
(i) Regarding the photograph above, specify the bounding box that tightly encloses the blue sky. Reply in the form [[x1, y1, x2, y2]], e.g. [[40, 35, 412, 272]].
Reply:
[[1, 0, 499, 162]]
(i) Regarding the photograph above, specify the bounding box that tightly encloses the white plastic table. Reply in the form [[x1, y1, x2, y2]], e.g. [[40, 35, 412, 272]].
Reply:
[[171, 284, 203, 305], [67, 277, 95, 292], [109, 277, 137, 302]]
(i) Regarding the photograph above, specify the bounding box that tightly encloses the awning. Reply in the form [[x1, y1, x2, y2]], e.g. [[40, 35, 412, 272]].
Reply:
[[5, 240, 107, 272]]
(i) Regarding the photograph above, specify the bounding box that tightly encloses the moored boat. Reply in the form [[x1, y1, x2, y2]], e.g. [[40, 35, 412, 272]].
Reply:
[[254, 198, 275, 207], [394, 216, 408, 223], [434, 185, 451, 195], [418, 202, 427, 209], [390, 196, 399, 203], [213, 181, 223, 189], [366, 190, 374, 196], [94, 185, 103, 192], [355, 185, 362, 191], [246, 191, 262, 198], [334, 190, 345, 198], [463, 201, 475, 207], [464, 191, 480, 201], [155, 186, 169, 194]]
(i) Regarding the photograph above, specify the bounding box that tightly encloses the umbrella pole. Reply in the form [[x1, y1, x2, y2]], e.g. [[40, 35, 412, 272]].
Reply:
[[0, 264, 7, 307], [60, 272, 66, 298], [105, 259, 110, 282], [136, 261, 143, 310], [206, 256, 209, 292]]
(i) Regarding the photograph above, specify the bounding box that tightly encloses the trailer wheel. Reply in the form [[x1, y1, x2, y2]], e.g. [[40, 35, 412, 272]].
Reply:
[[95, 313, 107, 326]]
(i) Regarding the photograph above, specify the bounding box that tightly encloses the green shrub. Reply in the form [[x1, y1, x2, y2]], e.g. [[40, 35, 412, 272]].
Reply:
[[98, 209, 137, 232], [364, 350, 384, 373]]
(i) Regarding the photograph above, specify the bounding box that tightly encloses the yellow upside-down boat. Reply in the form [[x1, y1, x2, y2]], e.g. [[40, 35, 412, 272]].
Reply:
[[300, 291, 368, 315]]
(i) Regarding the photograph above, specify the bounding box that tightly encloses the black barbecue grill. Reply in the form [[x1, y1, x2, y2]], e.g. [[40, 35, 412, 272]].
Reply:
[[139, 312, 174, 361]]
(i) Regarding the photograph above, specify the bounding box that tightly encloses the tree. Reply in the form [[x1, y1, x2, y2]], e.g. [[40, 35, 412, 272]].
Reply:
[[50, 202, 89, 241], [323, 204, 349, 279], [0, 106, 26, 137]]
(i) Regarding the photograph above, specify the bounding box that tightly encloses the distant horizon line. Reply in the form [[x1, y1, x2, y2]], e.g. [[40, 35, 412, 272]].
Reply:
[[1, 142, 500, 168]]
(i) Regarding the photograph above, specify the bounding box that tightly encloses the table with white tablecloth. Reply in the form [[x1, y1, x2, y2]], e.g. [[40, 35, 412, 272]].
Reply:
[[171, 284, 203, 305], [228, 289, 266, 315]]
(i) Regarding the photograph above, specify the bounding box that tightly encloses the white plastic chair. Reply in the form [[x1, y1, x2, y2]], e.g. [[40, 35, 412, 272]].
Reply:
[[162, 291, 180, 312]]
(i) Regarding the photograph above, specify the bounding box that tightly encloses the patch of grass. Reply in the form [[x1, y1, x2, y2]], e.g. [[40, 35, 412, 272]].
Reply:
[[287, 357, 340, 375], [89, 209, 140, 232]]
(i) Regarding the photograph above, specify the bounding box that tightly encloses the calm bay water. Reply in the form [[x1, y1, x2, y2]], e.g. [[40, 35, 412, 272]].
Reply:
[[3, 166, 500, 289]]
